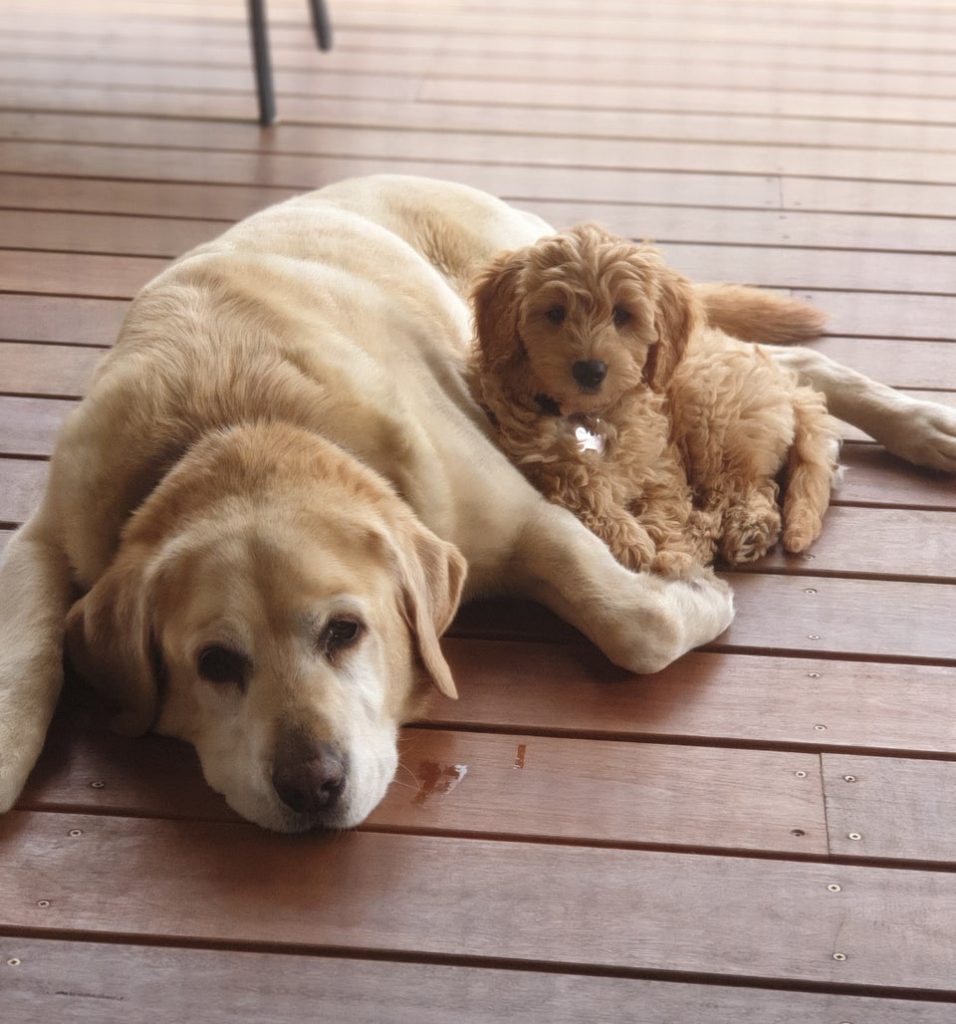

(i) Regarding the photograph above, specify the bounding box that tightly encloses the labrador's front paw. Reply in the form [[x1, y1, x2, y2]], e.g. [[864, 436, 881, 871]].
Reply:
[[885, 399, 956, 473]]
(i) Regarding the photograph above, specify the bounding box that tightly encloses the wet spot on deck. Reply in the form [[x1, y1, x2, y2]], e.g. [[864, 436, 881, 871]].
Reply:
[[413, 761, 468, 805]]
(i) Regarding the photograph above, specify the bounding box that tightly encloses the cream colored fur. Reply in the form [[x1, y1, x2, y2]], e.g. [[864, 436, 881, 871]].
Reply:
[[0, 176, 953, 830]]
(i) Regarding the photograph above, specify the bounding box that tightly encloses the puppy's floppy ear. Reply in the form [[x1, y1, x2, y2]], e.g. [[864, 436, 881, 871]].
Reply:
[[64, 545, 161, 736], [644, 266, 701, 392], [472, 248, 528, 372], [388, 515, 467, 700]]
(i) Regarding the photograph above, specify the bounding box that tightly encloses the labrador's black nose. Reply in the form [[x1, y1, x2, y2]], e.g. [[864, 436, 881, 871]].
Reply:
[[572, 359, 608, 389], [272, 734, 347, 814]]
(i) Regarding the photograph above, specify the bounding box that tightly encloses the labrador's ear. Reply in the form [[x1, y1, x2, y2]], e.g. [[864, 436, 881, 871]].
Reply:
[[644, 264, 701, 392], [64, 545, 161, 736], [388, 516, 467, 700], [472, 248, 529, 373]]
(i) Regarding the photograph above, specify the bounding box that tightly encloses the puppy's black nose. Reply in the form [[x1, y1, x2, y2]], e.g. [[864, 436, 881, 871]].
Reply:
[[272, 737, 347, 815], [572, 359, 608, 389]]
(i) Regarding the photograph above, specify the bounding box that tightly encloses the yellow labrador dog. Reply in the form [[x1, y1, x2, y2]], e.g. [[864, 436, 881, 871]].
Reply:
[[1, 175, 953, 832]]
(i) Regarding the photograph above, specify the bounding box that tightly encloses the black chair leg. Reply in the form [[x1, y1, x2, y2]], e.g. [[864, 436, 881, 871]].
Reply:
[[308, 0, 333, 51], [247, 0, 277, 126]]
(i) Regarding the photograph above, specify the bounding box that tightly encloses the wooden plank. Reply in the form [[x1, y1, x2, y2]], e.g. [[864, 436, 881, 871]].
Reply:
[[783, 176, 956, 218], [0, 343, 103, 396], [440, 641, 956, 755], [720, 573, 956, 662], [0, 174, 294, 222], [524, 200, 956, 255], [0, 459, 46, 524], [799, 292, 956, 341], [6, 176, 956, 261], [835, 444, 956, 510], [454, 575, 956, 663], [5, 37, 956, 103], [0, 250, 165, 298], [0, 295, 127, 345], [0, 396, 74, 456], [0, 56, 425, 103], [0, 209, 219, 257], [4, 4, 956, 71], [7, 938, 955, 1024], [0, 143, 783, 210], [21, 717, 827, 855], [4, 112, 956, 186], [9, 2, 955, 52], [810, 338, 956, 388], [336, 7, 956, 51], [659, 244, 956, 295], [740, 507, 956, 582], [3, 810, 956, 990], [823, 755, 956, 864], [5, 83, 956, 152], [419, 76, 956, 126]]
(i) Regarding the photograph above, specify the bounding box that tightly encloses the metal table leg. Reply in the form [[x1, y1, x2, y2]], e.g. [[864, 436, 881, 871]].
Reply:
[[309, 0, 333, 51], [247, 0, 276, 126]]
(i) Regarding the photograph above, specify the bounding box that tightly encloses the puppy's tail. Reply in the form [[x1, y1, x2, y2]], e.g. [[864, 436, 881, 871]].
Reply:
[[696, 284, 826, 345], [0, 513, 72, 813], [781, 388, 842, 554]]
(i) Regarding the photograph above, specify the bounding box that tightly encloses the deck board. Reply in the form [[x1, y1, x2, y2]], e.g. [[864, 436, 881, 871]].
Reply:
[[7, 938, 956, 1024], [4, 811, 956, 991], [1, 0, 954, 1014]]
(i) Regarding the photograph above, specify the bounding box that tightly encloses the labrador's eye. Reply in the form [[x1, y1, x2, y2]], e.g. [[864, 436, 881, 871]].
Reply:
[[197, 645, 249, 687], [546, 305, 566, 325], [613, 306, 632, 327], [322, 617, 364, 659]]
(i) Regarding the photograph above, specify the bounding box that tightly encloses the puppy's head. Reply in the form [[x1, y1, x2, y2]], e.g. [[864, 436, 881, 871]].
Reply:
[[472, 224, 700, 415], [65, 425, 466, 833]]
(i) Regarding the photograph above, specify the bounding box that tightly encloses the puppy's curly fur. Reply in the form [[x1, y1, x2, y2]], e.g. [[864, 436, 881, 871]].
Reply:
[[470, 224, 841, 574]]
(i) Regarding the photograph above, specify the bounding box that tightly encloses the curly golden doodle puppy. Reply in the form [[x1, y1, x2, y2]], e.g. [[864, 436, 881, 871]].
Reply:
[[1, 176, 953, 832], [471, 224, 842, 573]]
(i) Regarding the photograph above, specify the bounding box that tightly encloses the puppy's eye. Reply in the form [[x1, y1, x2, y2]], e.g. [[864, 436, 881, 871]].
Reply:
[[613, 306, 632, 327], [322, 617, 364, 659], [546, 305, 566, 325], [197, 645, 249, 686]]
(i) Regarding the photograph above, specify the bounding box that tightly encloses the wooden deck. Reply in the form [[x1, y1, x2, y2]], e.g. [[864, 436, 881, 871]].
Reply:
[[2, 0, 955, 1018]]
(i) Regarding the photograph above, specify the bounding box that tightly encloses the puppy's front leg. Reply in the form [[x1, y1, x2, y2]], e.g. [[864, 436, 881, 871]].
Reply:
[[510, 501, 735, 674], [771, 347, 956, 473], [531, 462, 658, 572]]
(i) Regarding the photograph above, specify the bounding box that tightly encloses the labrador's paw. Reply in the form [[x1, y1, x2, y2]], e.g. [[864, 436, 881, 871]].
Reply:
[[884, 399, 956, 473]]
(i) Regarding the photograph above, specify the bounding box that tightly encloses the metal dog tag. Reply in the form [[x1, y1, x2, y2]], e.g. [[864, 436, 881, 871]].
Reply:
[[574, 423, 606, 455]]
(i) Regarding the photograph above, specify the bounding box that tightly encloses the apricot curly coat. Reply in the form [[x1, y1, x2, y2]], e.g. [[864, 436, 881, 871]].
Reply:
[[470, 224, 841, 574]]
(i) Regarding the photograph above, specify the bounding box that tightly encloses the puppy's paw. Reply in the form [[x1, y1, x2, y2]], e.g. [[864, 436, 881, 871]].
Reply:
[[607, 521, 657, 573], [884, 399, 956, 473], [721, 503, 781, 564], [651, 549, 698, 579]]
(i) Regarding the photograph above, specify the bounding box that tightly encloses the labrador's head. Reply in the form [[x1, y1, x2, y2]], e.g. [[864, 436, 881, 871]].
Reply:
[[65, 424, 466, 832]]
